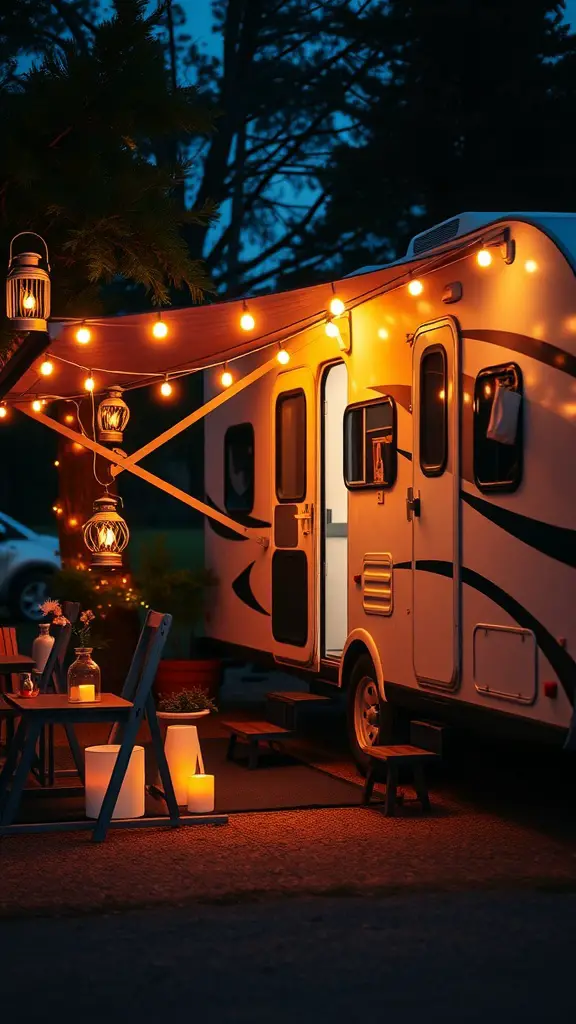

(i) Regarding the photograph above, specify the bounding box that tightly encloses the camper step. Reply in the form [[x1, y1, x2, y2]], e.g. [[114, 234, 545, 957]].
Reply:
[[363, 744, 440, 816], [266, 691, 331, 729], [221, 718, 293, 770]]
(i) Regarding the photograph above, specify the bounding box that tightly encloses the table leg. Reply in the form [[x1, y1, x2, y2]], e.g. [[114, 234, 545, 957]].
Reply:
[[1, 720, 43, 826]]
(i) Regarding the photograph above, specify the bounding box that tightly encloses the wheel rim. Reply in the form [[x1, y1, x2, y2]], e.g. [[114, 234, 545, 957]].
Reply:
[[19, 580, 49, 621], [354, 674, 380, 750]]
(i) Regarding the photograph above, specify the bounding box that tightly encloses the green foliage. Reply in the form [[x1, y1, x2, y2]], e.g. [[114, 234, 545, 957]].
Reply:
[[158, 687, 217, 714], [136, 535, 217, 656], [50, 567, 141, 611]]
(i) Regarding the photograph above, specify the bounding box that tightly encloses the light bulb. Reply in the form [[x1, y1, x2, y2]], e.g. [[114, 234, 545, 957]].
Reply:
[[377, 327, 389, 340], [0, 406, 7, 419], [160, 379, 173, 397], [525, 259, 538, 273], [325, 321, 340, 339], [329, 297, 345, 317], [477, 249, 492, 268], [153, 318, 168, 339], [221, 369, 233, 388], [22, 292, 36, 310], [84, 375, 95, 392], [68, 517, 79, 528], [32, 399, 42, 412], [64, 413, 74, 424], [240, 311, 255, 332], [408, 279, 423, 296], [277, 348, 290, 365], [40, 359, 53, 376], [54, 459, 60, 467], [75, 326, 91, 344]]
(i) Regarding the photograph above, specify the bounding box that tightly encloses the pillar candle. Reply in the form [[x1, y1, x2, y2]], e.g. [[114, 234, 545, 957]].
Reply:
[[187, 774, 215, 813], [69, 683, 96, 702], [85, 744, 145, 819]]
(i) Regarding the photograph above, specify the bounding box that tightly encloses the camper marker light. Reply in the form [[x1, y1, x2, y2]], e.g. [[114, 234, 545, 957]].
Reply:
[[525, 260, 538, 273], [32, 399, 42, 412], [408, 279, 423, 296], [377, 327, 389, 340], [160, 376, 173, 397], [277, 346, 290, 365], [75, 325, 91, 345], [40, 358, 54, 376], [240, 300, 255, 332], [152, 315, 168, 339], [325, 319, 340, 339], [221, 366, 233, 388], [329, 296, 346, 317], [477, 249, 492, 268], [84, 374, 95, 392]]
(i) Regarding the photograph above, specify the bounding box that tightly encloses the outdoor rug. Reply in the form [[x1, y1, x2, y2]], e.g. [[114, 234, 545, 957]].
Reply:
[[8, 738, 381, 823]]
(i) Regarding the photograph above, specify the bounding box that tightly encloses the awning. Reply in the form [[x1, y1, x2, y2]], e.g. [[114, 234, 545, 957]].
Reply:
[[0, 256, 430, 403]]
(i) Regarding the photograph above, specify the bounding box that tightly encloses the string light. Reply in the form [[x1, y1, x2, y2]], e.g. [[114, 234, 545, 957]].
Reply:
[[0, 405, 7, 419], [325, 319, 340, 339], [84, 373, 95, 392], [40, 358, 54, 376], [277, 345, 290, 365], [221, 365, 233, 388], [160, 375, 173, 397], [54, 459, 60, 467], [152, 314, 168, 339], [75, 324, 91, 344], [240, 300, 255, 332], [64, 413, 75, 424], [525, 260, 538, 273], [68, 516, 79, 528], [408, 279, 423, 296], [377, 327, 389, 340], [477, 249, 492, 268], [329, 296, 345, 317], [32, 399, 42, 412]]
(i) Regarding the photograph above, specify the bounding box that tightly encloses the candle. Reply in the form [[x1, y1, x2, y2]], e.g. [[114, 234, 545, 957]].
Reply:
[[69, 683, 96, 702], [187, 774, 215, 813]]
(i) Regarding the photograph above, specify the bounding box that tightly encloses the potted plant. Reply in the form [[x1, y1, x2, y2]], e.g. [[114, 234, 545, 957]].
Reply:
[[157, 687, 217, 722], [136, 536, 220, 700]]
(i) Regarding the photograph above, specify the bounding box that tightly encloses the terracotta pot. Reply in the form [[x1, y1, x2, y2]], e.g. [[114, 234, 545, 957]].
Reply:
[[154, 658, 222, 701]]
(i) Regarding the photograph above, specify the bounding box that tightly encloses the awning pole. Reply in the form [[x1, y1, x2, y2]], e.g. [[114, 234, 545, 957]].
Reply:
[[110, 348, 282, 479], [19, 407, 269, 547]]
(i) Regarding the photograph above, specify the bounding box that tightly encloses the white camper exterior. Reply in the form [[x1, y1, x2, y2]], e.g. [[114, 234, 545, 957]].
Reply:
[[204, 214, 576, 763]]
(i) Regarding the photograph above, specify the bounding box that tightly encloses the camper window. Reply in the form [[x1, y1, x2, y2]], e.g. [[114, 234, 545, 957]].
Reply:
[[420, 346, 447, 476], [344, 397, 397, 489], [276, 389, 306, 501], [474, 363, 523, 492], [224, 423, 255, 512]]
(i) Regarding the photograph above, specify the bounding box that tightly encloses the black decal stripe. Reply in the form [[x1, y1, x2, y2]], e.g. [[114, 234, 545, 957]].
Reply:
[[397, 448, 412, 461], [464, 329, 576, 380], [393, 559, 575, 701], [462, 490, 576, 569], [369, 384, 412, 412], [205, 493, 271, 541], [231, 562, 270, 617]]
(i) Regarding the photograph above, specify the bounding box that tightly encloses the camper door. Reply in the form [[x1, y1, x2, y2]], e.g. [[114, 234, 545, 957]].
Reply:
[[411, 318, 461, 689], [270, 367, 318, 668]]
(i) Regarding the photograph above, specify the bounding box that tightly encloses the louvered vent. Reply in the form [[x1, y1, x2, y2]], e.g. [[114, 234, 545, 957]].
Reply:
[[412, 217, 460, 255], [362, 553, 393, 616]]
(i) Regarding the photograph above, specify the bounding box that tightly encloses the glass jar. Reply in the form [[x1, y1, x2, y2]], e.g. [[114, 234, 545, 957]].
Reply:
[[67, 648, 101, 703]]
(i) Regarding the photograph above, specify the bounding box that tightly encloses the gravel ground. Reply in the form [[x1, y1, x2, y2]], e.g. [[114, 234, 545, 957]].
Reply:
[[1, 891, 575, 1022]]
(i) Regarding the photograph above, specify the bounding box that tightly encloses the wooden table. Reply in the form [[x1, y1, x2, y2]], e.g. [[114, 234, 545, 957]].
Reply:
[[0, 654, 35, 674]]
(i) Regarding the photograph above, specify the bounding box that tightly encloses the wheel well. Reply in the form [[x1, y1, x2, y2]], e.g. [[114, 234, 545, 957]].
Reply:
[[340, 640, 372, 691]]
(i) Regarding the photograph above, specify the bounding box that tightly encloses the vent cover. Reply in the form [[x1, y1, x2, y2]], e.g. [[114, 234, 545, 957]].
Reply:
[[412, 217, 460, 255], [362, 553, 393, 616]]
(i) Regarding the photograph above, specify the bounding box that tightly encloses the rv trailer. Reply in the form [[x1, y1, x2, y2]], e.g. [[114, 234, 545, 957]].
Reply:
[[204, 213, 576, 767]]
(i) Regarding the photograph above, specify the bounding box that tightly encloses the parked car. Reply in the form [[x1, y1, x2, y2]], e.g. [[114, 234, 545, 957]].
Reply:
[[0, 512, 61, 621]]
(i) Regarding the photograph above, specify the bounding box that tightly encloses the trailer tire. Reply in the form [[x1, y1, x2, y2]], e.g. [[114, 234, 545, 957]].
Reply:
[[347, 653, 385, 775]]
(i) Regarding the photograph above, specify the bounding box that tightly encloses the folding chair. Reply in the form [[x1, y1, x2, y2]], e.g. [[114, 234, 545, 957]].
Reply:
[[0, 609, 227, 841]]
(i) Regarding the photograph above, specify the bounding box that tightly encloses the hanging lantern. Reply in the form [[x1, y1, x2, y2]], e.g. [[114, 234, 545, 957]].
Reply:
[[83, 495, 129, 570], [97, 386, 130, 443], [6, 232, 51, 332]]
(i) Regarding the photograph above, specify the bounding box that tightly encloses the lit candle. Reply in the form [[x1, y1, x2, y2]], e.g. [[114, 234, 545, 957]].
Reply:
[[187, 774, 215, 813], [69, 683, 96, 702]]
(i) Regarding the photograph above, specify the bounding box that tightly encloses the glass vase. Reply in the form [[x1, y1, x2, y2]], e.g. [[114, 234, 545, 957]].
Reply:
[[32, 623, 54, 675], [67, 648, 101, 703]]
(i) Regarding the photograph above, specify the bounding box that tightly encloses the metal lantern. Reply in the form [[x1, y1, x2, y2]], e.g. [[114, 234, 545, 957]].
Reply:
[[83, 495, 129, 570], [6, 232, 51, 332], [97, 387, 130, 443]]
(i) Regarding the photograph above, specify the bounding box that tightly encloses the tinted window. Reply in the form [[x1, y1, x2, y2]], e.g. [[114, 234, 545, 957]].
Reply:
[[224, 423, 254, 513], [420, 346, 447, 476], [344, 398, 397, 489], [474, 363, 523, 492], [276, 390, 306, 501]]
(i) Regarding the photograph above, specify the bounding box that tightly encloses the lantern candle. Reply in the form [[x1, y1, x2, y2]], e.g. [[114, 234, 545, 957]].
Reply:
[[187, 774, 215, 813]]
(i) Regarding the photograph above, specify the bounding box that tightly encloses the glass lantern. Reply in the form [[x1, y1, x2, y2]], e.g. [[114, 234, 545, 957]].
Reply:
[[97, 387, 130, 443], [6, 233, 51, 333], [83, 494, 129, 570], [67, 649, 101, 703]]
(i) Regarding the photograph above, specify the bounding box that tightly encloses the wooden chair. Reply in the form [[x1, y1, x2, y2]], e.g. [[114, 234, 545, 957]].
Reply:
[[0, 610, 207, 841]]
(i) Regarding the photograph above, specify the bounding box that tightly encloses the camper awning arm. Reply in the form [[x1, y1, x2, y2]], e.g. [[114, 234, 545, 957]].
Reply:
[[19, 407, 269, 547], [110, 349, 281, 479]]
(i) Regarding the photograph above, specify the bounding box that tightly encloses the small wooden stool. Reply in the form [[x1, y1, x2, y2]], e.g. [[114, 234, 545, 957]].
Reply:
[[362, 744, 439, 816], [222, 719, 293, 769]]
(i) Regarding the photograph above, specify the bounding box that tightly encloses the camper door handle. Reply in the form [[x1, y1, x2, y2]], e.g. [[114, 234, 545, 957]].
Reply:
[[406, 487, 421, 521], [294, 503, 313, 535]]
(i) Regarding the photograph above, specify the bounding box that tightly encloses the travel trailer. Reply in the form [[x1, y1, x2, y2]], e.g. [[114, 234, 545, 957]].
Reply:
[[200, 213, 576, 766]]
